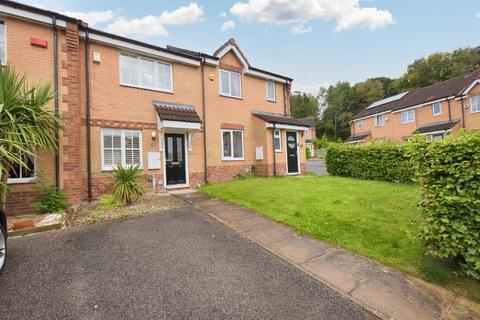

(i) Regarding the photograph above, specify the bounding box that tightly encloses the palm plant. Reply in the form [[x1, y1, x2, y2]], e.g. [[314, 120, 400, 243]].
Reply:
[[112, 165, 145, 205], [0, 65, 61, 211]]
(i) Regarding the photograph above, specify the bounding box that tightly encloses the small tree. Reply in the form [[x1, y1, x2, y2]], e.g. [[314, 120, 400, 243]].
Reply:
[[0, 65, 61, 211]]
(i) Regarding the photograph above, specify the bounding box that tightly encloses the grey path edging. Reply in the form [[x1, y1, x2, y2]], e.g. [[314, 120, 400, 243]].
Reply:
[[174, 191, 480, 320]]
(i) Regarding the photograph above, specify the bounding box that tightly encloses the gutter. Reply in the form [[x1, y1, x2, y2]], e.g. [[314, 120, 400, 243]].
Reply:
[[272, 123, 277, 176], [85, 27, 92, 201], [52, 15, 60, 189], [201, 56, 208, 183]]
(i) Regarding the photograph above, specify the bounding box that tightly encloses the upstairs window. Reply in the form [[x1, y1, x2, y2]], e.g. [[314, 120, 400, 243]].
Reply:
[[120, 52, 172, 92], [356, 120, 363, 129], [274, 129, 281, 151], [471, 95, 480, 113], [102, 129, 142, 170], [222, 129, 244, 160], [0, 21, 5, 64], [220, 70, 241, 98], [432, 102, 442, 116], [266, 81, 276, 101], [401, 110, 415, 124], [374, 114, 385, 127]]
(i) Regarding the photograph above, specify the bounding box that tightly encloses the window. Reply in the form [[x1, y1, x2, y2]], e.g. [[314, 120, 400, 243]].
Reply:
[[0, 21, 5, 64], [120, 52, 172, 92], [402, 137, 412, 143], [266, 81, 276, 101], [102, 129, 142, 170], [374, 114, 385, 127], [471, 95, 480, 113], [401, 110, 415, 124], [430, 133, 444, 141], [432, 102, 441, 116], [274, 130, 281, 152], [7, 154, 35, 183], [219, 70, 241, 98], [356, 120, 363, 129], [222, 129, 244, 160]]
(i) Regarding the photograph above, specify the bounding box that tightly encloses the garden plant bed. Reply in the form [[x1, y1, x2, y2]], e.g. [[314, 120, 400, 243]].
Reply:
[[74, 192, 187, 226], [200, 175, 480, 303]]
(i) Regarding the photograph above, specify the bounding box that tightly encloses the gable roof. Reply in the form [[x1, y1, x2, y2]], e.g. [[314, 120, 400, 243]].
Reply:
[[213, 38, 251, 68], [352, 92, 411, 120]]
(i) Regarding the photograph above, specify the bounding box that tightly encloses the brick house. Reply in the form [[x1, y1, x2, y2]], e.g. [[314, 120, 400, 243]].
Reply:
[[1, 1, 310, 215], [297, 117, 316, 157], [348, 71, 480, 143]]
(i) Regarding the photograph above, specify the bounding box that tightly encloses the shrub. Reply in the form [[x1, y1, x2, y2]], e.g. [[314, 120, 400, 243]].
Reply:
[[326, 142, 414, 183], [97, 194, 122, 211], [306, 146, 311, 159], [34, 185, 68, 213], [112, 165, 145, 205], [408, 132, 480, 279]]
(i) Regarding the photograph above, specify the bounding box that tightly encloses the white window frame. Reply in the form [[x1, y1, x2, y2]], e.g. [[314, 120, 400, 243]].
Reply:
[[119, 52, 173, 93], [0, 20, 6, 65], [471, 95, 480, 114], [356, 120, 363, 129], [219, 69, 242, 99], [266, 81, 276, 102], [400, 109, 415, 124], [430, 133, 445, 141], [5, 154, 36, 184], [101, 128, 143, 171], [274, 129, 282, 152], [432, 102, 442, 116], [374, 114, 385, 127], [221, 129, 244, 161]]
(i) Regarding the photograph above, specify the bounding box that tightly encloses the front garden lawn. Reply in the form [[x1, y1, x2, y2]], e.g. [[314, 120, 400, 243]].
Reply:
[[200, 175, 480, 302]]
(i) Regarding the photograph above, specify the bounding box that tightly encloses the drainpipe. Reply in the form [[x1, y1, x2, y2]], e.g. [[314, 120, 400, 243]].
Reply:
[[460, 97, 466, 128], [52, 16, 60, 189], [85, 27, 92, 201], [447, 99, 451, 121], [272, 123, 277, 176], [201, 57, 208, 183], [283, 83, 287, 116]]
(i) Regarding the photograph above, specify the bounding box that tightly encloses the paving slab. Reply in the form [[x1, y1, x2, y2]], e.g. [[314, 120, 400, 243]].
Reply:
[[175, 192, 213, 205], [244, 222, 296, 246], [271, 234, 332, 264], [213, 208, 257, 222], [228, 216, 273, 232]]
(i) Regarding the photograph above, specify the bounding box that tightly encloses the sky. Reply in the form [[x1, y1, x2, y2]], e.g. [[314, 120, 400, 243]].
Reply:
[[20, 0, 480, 94]]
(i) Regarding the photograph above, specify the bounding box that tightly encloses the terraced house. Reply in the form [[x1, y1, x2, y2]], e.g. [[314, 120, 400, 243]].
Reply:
[[2, 0, 310, 215], [348, 71, 480, 143]]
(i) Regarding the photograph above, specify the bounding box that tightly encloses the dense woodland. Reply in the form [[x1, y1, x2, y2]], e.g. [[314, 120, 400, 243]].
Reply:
[[291, 47, 480, 140]]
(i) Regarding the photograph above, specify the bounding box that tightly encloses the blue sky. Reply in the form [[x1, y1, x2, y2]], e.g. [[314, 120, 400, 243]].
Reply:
[[22, 0, 480, 94]]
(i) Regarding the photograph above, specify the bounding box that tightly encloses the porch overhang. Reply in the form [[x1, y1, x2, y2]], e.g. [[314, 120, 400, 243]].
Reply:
[[154, 100, 202, 130], [413, 120, 458, 135], [252, 111, 310, 131]]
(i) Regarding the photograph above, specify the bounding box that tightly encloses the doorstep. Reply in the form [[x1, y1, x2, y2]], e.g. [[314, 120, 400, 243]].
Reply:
[[176, 191, 480, 320]]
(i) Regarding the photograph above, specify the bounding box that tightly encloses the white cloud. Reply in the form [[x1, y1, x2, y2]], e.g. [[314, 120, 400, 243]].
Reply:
[[292, 82, 329, 95], [219, 11, 227, 18], [105, 3, 204, 37], [290, 24, 312, 34], [476, 12, 480, 18], [62, 10, 115, 26], [230, 0, 393, 33], [221, 20, 236, 32]]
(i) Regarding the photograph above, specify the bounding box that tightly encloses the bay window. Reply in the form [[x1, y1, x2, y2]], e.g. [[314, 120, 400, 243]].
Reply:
[[102, 129, 142, 170], [222, 129, 244, 160]]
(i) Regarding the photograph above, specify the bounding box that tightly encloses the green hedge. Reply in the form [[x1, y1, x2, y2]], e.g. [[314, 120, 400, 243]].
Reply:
[[326, 142, 414, 183], [408, 132, 480, 279]]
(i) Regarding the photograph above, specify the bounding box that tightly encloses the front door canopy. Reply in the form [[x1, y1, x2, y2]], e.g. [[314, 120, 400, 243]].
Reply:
[[252, 111, 310, 131], [154, 100, 202, 130]]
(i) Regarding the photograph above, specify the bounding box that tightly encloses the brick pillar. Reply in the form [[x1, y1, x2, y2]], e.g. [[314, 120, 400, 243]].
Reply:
[[60, 22, 82, 203]]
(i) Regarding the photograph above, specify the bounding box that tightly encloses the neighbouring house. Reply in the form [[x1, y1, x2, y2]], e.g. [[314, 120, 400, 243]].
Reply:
[[2, 0, 310, 215], [348, 71, 480, 144], [297, 117, 316, 157]]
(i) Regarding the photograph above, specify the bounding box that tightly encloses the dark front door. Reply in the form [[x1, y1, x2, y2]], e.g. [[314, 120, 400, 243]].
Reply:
[[165, 134, 186, 185], [286, 131, 299, 174]]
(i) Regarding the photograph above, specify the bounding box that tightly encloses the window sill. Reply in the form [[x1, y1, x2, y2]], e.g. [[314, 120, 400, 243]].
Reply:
[[221, 158, 245, 162], [8, 178, 36, 184], [275, 150, 282, 153], [432, 113, 442, 116], [267, 99, 276, 103], [120, 83, 173, 94], [401, 121, 414, 125], [220, 94, 242, 100], [471, 110, 480, 114]]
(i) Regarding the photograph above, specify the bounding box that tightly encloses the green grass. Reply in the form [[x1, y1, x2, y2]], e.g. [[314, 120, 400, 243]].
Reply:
[[200, 175, 480, 302]]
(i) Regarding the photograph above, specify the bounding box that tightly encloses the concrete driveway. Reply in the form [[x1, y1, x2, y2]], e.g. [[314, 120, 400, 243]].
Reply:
[[0, 207, 374, 320], [307, 159, 328, 175]]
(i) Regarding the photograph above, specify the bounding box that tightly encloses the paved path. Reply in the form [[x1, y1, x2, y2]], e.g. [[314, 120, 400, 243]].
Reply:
[[0, 207, 375, 320], [179, 192, 480, 320], [307, 159, 328, 175]]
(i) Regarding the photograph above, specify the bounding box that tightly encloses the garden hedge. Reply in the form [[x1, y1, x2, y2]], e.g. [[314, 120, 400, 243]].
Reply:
[[326, 142, 414, 183], [408, 132, 480, 279]]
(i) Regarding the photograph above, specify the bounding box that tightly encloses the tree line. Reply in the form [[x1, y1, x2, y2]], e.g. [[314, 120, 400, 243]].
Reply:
[[291, 47, 480, 140]]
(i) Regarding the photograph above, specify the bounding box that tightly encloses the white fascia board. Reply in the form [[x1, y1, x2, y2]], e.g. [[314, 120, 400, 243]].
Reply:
[[265, 123, 309, 131], [216, 44, 249, 70], [353, 110, 392, 122], [461, 79, 480, 95], [86, 32, 200, 67], [393, 98, 447, 113], [162, 120, 201, 130], [204, 57, 218, 66], [244, 69, 288, 83], [0, 4, 67, 27], [417, 129, 451, 136], [346, 140, 363, 144]]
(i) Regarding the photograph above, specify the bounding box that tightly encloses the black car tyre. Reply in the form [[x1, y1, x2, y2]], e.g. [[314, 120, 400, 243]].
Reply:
[[0, 223, 6, 275]]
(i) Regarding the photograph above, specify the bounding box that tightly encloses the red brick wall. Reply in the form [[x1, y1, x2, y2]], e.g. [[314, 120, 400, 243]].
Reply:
[[5, 191, 39, 216]]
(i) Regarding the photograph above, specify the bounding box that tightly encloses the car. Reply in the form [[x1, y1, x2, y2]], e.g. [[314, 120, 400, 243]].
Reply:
[[0, 208, 6, 275]]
